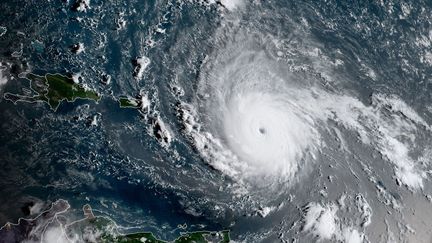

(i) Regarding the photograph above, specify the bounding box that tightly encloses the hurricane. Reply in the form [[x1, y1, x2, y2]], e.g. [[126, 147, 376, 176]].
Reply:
[[1, 0, 432, 242], [193, 41, 321, 184], [174, 9, 432, 236]]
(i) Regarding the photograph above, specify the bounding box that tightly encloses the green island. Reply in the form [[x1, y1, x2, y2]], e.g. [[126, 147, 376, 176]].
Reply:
[[4, 73, 100, 111], [118, 96, 141, 109]]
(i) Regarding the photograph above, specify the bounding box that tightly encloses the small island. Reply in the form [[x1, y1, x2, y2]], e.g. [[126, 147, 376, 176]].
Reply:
[[4, 73, 101, 111], [118, 96, 141, 109]]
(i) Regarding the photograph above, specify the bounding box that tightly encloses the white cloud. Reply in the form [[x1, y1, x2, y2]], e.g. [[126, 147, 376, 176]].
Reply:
[[0, 66, 8, 88], [220, 0, 244, 11], [40, 225, 69, 243], [342, 227, 364, 243], [134, 56, 150, 80], [303, 202, 338, 240], [303, 201, 366, 243]]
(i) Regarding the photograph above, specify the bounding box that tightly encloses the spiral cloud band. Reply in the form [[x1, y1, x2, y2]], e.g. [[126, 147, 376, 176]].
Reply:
[[178, 31, 429, 192]]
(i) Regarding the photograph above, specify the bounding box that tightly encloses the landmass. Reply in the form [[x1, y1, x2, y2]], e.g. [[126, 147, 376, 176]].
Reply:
[[104, 230, 230, 243], [0, 200, 230, 243], [4, 72, 100, 111], [118, 96, 141, 109]]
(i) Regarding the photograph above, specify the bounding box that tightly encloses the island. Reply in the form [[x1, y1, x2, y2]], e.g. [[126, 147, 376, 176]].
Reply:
[[4, 72, 101, 111], [118, 96, 141, 109]]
